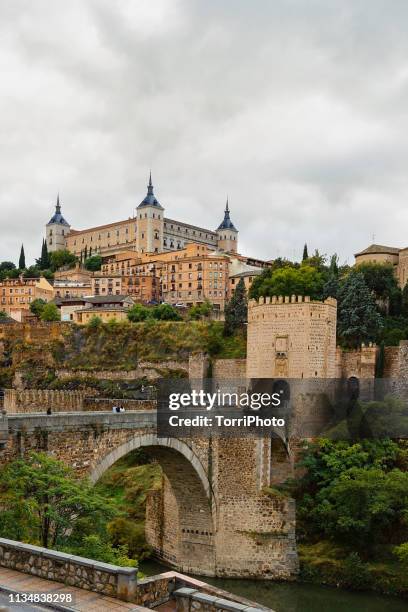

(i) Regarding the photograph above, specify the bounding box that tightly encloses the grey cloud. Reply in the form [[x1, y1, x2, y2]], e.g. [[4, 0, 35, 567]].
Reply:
[[1, 0, 408, 266]]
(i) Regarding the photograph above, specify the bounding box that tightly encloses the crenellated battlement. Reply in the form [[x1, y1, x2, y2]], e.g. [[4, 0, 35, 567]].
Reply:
[[248, 295, 337, 307]]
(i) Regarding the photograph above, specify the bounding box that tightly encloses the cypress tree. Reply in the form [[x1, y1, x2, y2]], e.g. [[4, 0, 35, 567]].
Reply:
[[39, 239, 50, 269], [337, 272, 382, 348], [224, 277, 247, 336], [42, 239, 49, 268], [402, 283, 408, 318], [302, 243, 308, 261], [18, 244, 26, 270]]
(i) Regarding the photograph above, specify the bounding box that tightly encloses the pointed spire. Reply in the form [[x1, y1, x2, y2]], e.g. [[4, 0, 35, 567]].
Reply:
[[147, 171, 154, 195], [217, 197, 237, 232], [138, 171, 163, 208], [56, 193, 61, 214]]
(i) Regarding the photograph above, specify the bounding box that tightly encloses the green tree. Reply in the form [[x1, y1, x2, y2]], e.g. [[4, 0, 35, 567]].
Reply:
[[296, 439, 408, 555], [151, 304, 182, 321], [23, 265, 41, 278], [394, 543, 408, 567], [0, 311, 7, 320], [322, 274, 339, 299], [88, 315, 102, 328], [250, 265, 324, 301], [37, 239, 50, 269], [0, 261, 15, 272], [84, 255, 102, 271], [329, 254, 339, 276], [337, 272, 383, 347], [0, 453, 116, 548], [66, 535, 136, 568], [356, 262, 401, 315], [49, 250, 77, 272], [40, 303, 60, 322], [302, 243, 309, 261], [303, 249, 327, 273], [189, 299, 212, 320], [402, 283, 408, 318], [29, 298, 46, 318], [224, 277, 247, 336], [18, 244, 26, 269], [127, 304, 152, 322]]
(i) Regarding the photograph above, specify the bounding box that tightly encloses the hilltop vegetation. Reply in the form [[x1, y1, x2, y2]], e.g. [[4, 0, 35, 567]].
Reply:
[[250, 253, 408, 348], [0, 320, 246, 392]]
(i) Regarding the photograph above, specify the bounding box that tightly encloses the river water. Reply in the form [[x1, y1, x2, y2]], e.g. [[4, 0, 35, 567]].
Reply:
[[140, 560, 407, 612]]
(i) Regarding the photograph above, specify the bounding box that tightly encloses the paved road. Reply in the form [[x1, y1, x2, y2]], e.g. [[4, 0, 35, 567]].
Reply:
[[0, 591, 50, 611]]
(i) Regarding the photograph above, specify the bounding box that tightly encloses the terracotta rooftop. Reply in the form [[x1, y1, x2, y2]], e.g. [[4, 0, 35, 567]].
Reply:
[[354, 244, 400, 257]]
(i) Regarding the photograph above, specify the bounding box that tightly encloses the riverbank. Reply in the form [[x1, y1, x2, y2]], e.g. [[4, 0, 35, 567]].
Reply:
[[299, 541, 408, 599], [140, 559, 408, 612]]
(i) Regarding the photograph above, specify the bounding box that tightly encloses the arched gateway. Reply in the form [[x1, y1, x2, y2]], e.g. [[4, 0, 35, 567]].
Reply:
[[90, 434, 216, 576], [1, 412, 298, 579]]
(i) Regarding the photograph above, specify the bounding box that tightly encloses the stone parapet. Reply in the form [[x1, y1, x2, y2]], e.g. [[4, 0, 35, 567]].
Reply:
[[6, 411, 156, 434], [0, 537, 137, 601], [174, 587, 266, 611]]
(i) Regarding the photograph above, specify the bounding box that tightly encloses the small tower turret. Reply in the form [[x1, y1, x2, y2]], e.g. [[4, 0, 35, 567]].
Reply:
[[216, 199, 238, 253], [46, 195, 70, 252]]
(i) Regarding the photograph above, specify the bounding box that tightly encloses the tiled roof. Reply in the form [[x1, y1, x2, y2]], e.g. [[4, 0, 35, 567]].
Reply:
[[355, 244, 400, 256]]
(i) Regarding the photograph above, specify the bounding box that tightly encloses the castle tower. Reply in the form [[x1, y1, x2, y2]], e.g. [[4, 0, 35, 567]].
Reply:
[[136, 173, 164, 254], [46, 195, 70, 252], [246, 296, 337, 379], [216, 199, 238, 253]]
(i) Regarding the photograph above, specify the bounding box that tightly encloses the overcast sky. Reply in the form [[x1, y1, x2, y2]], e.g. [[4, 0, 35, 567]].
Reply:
[[1, 0, 408, 267]]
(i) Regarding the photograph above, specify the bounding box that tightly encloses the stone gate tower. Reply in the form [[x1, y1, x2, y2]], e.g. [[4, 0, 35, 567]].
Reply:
[[247, 295, 337, 379]]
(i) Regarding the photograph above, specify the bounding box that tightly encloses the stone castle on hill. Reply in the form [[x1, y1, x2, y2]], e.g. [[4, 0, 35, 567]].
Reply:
[[46, 174, 238, 258]]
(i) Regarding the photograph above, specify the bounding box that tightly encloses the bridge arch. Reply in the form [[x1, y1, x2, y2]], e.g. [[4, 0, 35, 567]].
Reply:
[[90, 434, 216, 576]]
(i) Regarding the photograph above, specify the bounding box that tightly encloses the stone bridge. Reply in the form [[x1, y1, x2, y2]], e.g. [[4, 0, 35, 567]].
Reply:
[[0, 410, 298, 580]]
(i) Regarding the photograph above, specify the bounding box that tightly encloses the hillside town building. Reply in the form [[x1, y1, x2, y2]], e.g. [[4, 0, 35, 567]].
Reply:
[[355, 243, 408, 287], [0, 276, 54, 321]]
